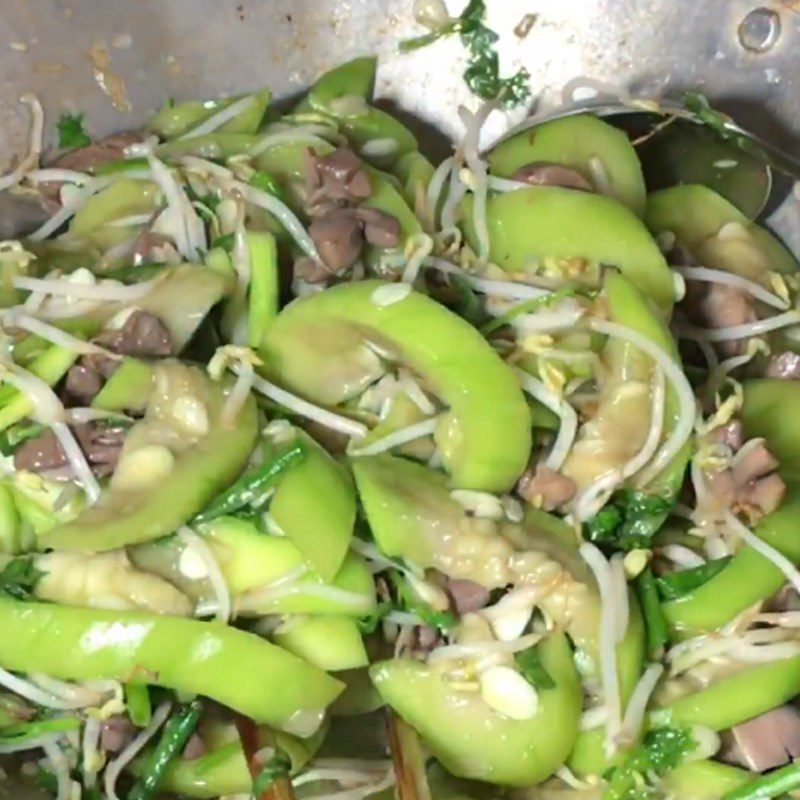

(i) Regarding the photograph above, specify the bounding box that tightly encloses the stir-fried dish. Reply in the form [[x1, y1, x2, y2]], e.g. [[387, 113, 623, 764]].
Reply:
[[0, 36, 800, 800]]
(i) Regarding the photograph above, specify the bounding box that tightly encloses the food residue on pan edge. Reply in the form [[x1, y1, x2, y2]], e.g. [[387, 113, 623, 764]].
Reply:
[[87, 41, 131, 112]]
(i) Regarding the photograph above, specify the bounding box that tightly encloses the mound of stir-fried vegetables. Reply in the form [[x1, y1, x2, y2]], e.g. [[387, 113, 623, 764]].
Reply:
[[0, 44, 800, 800]]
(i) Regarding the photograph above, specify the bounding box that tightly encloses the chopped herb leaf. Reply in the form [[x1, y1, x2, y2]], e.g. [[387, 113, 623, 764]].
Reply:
[[683, 92, 734, 141], [515, 644, 555, 690], [683, 92, 761, 157], [0, 557, 45, 601], [211, 232, 235, 252], [586, 490, 673, 553], [399, 0, 530, 107], [603, 726, 695, 800], [0, 420, 46, 456], [449, 274, 487, 327], [252, 748, 291, 797], [56, 112, 90, 149], [391, 571, 457, 631], [250, 171, 284, 201], [357, 601, 393, 634], [36, 767, 58, 794]]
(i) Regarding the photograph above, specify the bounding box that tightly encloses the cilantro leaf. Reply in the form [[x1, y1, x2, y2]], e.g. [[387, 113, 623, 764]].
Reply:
[[0, 557, 45, 601], [398, 0, 530, 108], [56, 112, 90, 149], [586, 490, 673, 553], [603, 726, 695, 800], [514, 644, 555, 690], [252, 749, 291, 797]]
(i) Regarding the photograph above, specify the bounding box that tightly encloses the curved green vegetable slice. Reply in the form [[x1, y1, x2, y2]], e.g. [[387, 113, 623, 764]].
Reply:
[[663, 486, 800, 638], [662, 760, 753, 800], [39, 362, 259, 551], [0, 597, 341, 727], [663, 379, 800, 637], [354, 454, 644, 686], [254, 139, 420, 247], [353, 454, 646, 777], [661, 655, 800, 731], [68, 178, 160, 251], [0, 345, 78, 432], [205, 518, 374, 615], [156, 134, 260, 160], [92, 358, 153, 413], [462, 186, 674, 312], [272, 615, 367, 672], [135, 264, 230, 351], [304, 57, 416, 167], [645, 184, 798, 280], [260, 281, 530, 491], [148, 87, 271, 139], [742, 379, 800, 480], [563, 272, 688, 495], [267, 429, 356, 582], [488, 114, 647, 216], [339, 109, 418, 168], [128, 516, 375, 616], [392, 151, 435, 209], [371, 632, 580, 785], [307, 57, 377, 110], [155, 722, 326, 798]]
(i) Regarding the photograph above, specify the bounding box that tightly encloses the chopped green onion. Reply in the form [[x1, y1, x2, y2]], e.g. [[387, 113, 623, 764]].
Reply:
[[194, 442, 305, 524], [252, 748, 292, 798], [128, 699, 203, 800], [634, 567, 669, 660], [721, 761, 800, 800], [0, 716, 81, 744], [655, 556, 732, 600], [94, 156, 149, 176]]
